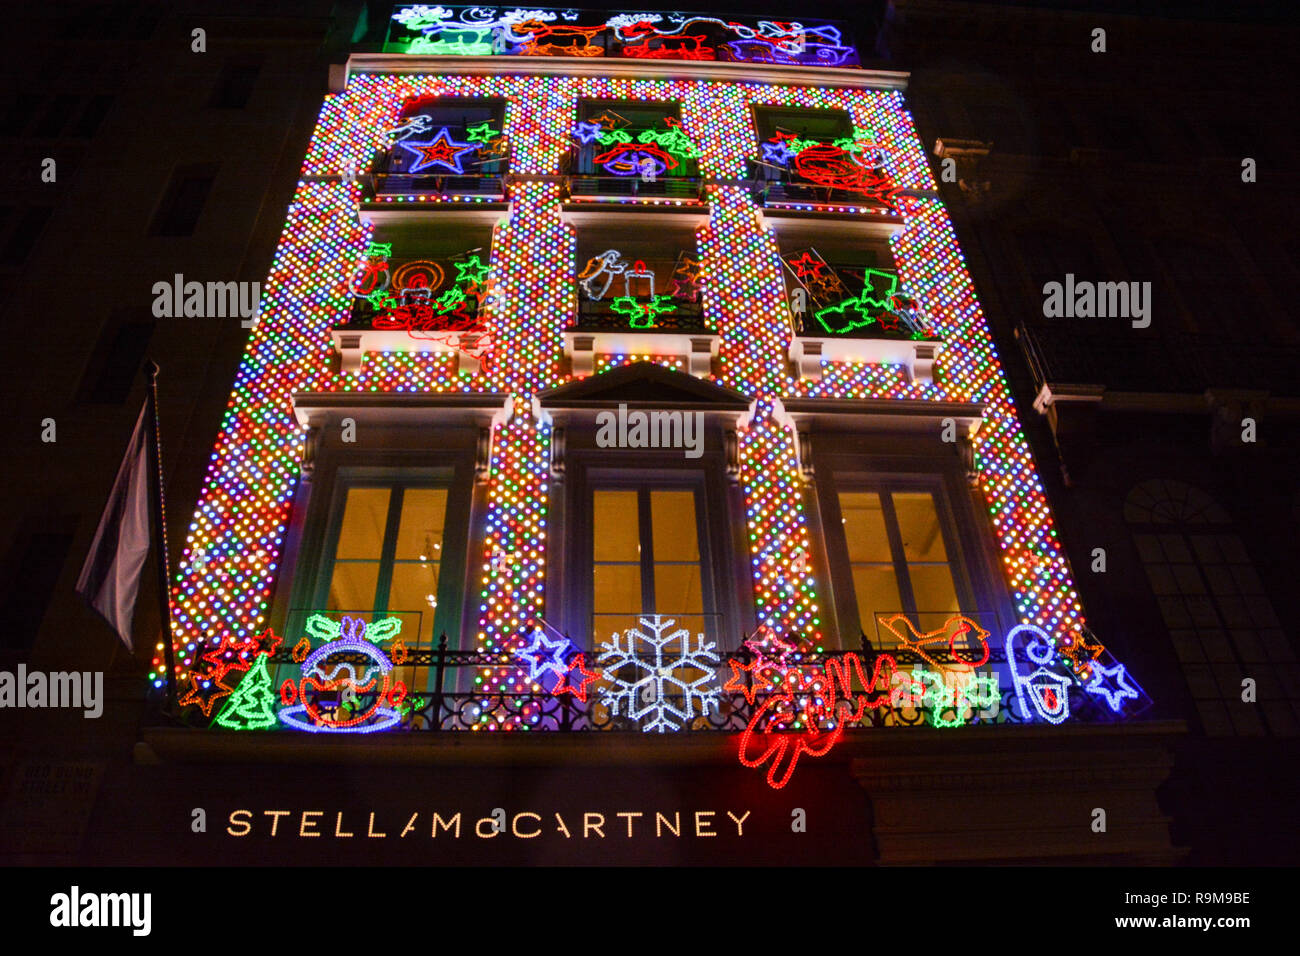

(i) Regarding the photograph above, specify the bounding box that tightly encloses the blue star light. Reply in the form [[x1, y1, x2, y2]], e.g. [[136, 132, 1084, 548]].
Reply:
[[1085, 661, 1139, 711], [515, 628, 571, 682], [572, 121, 603, 144], [761, 141, 795, 165]]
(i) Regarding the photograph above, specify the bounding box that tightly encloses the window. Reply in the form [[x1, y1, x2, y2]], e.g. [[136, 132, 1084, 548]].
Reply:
[[378, 97, 506, 194], [568, 99, 699, 199], [753, 105, 852, 150], [828, 487, 966, 645], [79, 318, 154, 405], [209, 58, 261, 109], [311, 483, 455, 652], [0, 205, 53, 265], [149, 165, 216, 237], [1126, 479, 1298, 736], [591, 486, 709, 642], [572, 221, 706, 333]]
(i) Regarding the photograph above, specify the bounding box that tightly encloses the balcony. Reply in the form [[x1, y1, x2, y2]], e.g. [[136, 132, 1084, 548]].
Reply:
[[565, 249, 717, 376], [333, 254, 491, 373], [1015, 323, 1300, 398], [565, 173, 704, 204], [782, 255, 945, 383], [165, 610, 1125, 736]]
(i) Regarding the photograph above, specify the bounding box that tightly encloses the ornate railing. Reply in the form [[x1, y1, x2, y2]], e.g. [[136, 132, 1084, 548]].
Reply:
[[165, 626, 1123, 733], [1015, 323, 1300, 396]]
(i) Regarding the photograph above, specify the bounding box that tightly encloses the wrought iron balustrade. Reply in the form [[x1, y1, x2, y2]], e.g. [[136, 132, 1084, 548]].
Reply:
[[571, 298, 711, 333], [162, 607, 1129, 734], [566, 174, 704, 202], [1015, 323, 1300, 396]]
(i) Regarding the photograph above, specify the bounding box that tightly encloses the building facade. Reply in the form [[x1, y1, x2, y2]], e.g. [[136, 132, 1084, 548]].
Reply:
[[5, 3, 1209, 865]]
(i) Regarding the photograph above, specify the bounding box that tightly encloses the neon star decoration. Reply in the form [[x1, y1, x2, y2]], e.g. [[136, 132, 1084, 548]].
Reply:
[[1085, 661, 1139, 711], [398, 128, 478, 174], [552, 653, 601, 703], [514, 625, 571, 682], [572, 120, 603, 144], [465, 122, 499, 143]]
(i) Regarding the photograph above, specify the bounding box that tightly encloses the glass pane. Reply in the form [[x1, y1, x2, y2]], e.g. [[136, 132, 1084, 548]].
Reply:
[[839, 492, 892, 562], [593, 491, 640, 561], [651, 490, 699, 561], [655, 563, 703, 615], [335, 488, 391, 559], [908, 565, 960, 615], [593, 563, 642, 615], [327, 561, 379, 612], [893, 492, 949, 562], [394, 488, 448, 560], [387, 562, 440, 647], [853, 565, 902, 642]]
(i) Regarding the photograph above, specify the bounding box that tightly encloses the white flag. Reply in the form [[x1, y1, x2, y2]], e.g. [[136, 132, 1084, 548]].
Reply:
[[75, 403, 153, 650]]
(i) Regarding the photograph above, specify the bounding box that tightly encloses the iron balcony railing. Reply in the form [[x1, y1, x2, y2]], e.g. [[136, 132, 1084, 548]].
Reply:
[[164, 607, 1125, 733], [565, 173, 704, 202], [571, 297, 712, 333], [1015, 322, 1300, 397]]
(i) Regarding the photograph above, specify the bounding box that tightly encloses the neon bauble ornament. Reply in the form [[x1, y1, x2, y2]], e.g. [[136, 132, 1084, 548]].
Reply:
[[278, 615, 403, 733]]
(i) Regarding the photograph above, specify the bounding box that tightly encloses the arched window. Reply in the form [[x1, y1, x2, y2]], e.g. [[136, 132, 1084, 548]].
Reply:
[[1125, 479, 1298, 736]]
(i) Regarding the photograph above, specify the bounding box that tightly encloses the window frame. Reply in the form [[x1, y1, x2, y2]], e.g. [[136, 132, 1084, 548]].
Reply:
[[805, 434, 1014, 651], [556, 442, 749, 652], [277, 447, 478, 653]]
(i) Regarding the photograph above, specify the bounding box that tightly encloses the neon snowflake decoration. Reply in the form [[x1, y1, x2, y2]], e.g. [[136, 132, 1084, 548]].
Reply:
[[595, 615, 721, 732]]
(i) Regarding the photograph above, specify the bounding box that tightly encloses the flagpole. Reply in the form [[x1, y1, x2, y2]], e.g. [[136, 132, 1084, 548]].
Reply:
[[144, 359, 178, 712]]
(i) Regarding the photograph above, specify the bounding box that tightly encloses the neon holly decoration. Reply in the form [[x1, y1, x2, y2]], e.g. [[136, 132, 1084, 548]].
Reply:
[[594, 616, 721, 733], [212, 653, 278, 730], [278, 615, 405, 733], [397, 128, 478, 174], [610, 294, 676, 328]]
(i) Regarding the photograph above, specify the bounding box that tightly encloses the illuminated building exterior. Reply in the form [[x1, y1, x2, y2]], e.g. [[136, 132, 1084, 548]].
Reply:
[[4, 4, 1205, 865]]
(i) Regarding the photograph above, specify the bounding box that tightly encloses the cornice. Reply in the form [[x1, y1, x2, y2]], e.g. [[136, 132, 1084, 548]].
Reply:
[[344, 53, 910, 92]]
